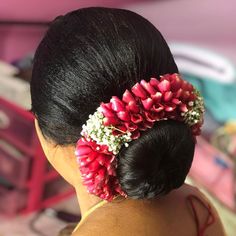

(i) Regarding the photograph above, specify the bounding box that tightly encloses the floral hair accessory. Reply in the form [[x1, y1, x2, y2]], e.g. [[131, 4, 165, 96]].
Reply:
[[75, 74, 204, 201]]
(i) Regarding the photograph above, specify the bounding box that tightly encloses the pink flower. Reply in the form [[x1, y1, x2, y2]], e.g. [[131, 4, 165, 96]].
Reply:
[[99, 103, 116, 118], [76, 73, 204, 201], [141, 97, 154, 110], [76, 137, 126, 201], [110, 96, 125, 112], [126, 101, 139, 113], [157, 79, 171, 93], [122, 89, 136, 103], [131, 83, 147, 99]]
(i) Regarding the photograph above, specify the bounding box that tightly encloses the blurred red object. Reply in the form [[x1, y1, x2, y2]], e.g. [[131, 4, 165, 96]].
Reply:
[[0, 97, 74, 217]]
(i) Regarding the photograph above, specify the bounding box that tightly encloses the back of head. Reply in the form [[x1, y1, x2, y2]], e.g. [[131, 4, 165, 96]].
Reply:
[[31, 7, 195, 199]]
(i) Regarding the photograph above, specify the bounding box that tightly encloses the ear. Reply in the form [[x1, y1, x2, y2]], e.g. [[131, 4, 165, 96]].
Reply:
[[35, 119, 81, 186]]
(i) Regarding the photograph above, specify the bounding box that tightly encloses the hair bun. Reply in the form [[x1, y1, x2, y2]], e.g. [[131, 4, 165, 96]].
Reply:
[[117, 120, 195, 199]]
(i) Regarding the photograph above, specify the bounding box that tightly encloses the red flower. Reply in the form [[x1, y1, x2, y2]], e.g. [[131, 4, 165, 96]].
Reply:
[[75, 73, 203, 201], [76, 137, 126, 201]]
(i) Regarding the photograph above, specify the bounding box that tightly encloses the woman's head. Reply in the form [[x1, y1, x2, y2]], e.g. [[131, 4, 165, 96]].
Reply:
[[31, 7, 195, 199]]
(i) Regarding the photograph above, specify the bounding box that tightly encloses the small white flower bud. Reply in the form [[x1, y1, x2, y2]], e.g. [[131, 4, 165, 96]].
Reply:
[[188, 101, 194, 106]]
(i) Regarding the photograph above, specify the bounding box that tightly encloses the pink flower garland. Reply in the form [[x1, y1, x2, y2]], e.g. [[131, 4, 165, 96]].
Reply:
[[75, 74, 204, 201]]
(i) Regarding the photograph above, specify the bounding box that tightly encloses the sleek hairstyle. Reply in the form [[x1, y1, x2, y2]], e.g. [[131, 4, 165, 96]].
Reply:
[[31, 7, 195, 199]]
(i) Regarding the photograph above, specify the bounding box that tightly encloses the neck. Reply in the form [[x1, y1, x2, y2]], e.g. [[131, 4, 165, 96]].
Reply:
[[74, 180, 103, 216]]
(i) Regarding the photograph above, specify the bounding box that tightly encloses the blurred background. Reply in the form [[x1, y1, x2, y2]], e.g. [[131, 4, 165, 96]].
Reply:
[[0, 0, 235, 235]]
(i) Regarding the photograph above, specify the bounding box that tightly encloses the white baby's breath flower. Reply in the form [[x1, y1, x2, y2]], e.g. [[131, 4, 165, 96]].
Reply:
[[183, 89, 204, 126], [81, 110, 131, 155], [188, 101, 194, 106]]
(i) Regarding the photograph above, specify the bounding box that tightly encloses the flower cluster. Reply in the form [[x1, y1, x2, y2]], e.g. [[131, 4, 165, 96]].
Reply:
[[81, 111, 132, 155], [75, 74, 204, 201], [182, 89, 204, 126], [75, 137, 126, 200]]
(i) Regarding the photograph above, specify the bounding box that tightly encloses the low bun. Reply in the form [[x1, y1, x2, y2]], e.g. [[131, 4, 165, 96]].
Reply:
[[117, 120, 195, 199]]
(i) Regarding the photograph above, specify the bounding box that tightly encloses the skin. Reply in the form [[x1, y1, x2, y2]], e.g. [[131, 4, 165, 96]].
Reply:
[[35, 120, 102, 216], [35, 120, 226, 236]]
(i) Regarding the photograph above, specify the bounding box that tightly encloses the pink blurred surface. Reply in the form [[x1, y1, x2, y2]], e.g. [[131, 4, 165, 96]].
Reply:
[[0, 0, 142, 61], [190, 137, 235, 210], [128, 0, 236, 62], [0, 0, 142, 20], [0, 0, 235, 63]]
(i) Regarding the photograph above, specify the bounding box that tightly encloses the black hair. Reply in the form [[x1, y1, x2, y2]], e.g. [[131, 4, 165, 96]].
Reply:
[[117, 121, 195, 199], [31, 7, 195, 199]]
